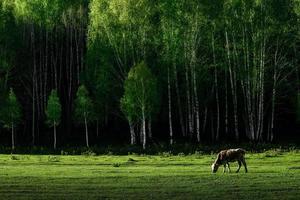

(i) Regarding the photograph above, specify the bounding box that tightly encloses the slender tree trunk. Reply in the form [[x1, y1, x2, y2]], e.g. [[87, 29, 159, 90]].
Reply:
[[53, 27, 58, 89], [148, 118, 152, 139], [11, 122, 15, 150], [225, 29, 239, 141], [242, 25, 255, 141], [31, 25, 36, 146], [44, 30, 48, 111], [202, 107, 208, 135], [173, 61, 185, 137], [96, 119, 99, 137], [232, 32, 240, 142], [269, 39, 279, 142], [211, 32, 220, 141], [185, 60, 192, 137], [75, 25, 80, 86], [225, 63, 228, 135], [184, 39, 191, 137], [168, 66, 173, 145], [210, 113, 215, 141], [54, 121, 57, 150], [84, 113, 89, 148], [139, 122, 143, 144], [256, 28, 266, 142], [142, 108, 146, 150], [129, 121, 136, 145], [195, 87, 200, 143], [69, 27, 73, 99], [270, 80, 276, 142], [191, 46, 200, 142]]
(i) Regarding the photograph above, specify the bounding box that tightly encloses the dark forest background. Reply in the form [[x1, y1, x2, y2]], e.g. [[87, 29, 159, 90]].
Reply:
[[1, 0, 300, 150]]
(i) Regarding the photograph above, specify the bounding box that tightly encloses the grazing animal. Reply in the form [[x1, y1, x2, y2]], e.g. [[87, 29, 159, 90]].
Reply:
[[211, 148, 248, 173]]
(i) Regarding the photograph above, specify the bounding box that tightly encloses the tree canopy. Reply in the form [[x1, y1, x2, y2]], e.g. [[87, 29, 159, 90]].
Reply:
[[0, 0, 300, 148]]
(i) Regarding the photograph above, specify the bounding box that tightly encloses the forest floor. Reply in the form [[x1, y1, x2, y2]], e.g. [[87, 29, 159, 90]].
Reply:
[[0, 151, 299, 200]]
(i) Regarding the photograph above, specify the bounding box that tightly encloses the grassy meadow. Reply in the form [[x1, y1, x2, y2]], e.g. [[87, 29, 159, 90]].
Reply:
[[0, 150, 299, 199]]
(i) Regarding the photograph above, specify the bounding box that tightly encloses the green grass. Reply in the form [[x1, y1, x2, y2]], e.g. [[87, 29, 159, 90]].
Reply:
[[0, 151, 299, 199]]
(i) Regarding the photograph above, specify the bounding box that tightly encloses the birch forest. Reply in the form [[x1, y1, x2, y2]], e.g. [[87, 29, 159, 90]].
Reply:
[[0, 0, 300, 149]]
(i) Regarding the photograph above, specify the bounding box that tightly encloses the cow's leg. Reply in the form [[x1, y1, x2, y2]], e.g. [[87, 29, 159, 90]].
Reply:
[[236, 160, 241, 173], [241, 158, 248, 173], [227, 163, 231, 173], [223, 164, 226, 173]]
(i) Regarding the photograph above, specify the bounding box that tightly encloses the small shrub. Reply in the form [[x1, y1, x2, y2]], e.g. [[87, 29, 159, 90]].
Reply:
[[48, 156, 60, 162], [263, 149, 283, 158], [11, 155, 20, 160], [112, 163, 121, 167], [194, 151, 204, 156], [159, 151, 172, 157], [288, 146, 299, 153], [177, 152, 185, 157], [61, 150, 68, 155], [81, 150, 96, 156]]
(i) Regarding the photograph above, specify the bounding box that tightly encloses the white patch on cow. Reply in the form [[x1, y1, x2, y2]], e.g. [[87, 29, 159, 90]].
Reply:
[[211, 163, 215, 172]]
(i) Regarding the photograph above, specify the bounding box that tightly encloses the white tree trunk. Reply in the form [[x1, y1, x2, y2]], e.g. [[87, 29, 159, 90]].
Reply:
[[148, 118, 152, 139], [173, 61, 185, 137], [11, 122, 15, 150], [142, 109, 146, 150], [191, 46, 200, 142], [185, 55, 191, 137], [212, 32, 220, 141], [54, 121, 57, 150], [31, 24, 36, 146], [269, 39, 278, 142], [225, 29, 239, 141], [168, 67, 173, 145], [194, 85, 200, 143], [129, 121, 136, 145], [84, 114, 89, 148], [225, 68, 228, 135], [139, 122, 143, 144]]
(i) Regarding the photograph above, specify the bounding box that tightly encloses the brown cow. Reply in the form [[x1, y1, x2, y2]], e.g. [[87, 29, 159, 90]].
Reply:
[[211, 148, 248, 173]]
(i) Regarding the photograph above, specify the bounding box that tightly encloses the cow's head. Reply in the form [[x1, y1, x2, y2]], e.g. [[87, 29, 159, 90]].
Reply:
[[211, 162, 220, 173]]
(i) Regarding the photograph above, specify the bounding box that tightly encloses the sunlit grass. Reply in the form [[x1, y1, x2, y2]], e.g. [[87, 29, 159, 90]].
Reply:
[[0, 151, 299, 199]]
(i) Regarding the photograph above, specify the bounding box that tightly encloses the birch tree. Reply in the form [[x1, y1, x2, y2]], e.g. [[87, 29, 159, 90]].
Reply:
[[0, 88, 21, 150], [45, 89, 61, 149], [121, 62, 158, 149], [74, 85, 95, 148]]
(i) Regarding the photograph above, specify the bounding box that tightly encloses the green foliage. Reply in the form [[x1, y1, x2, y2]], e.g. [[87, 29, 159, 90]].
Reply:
[[45, 89, 61, 126], [88, 0, 157, 71], [11, 0, 87, 28], [0, 88, 21, 129], [84, 52, 113, 124], [73, 85, 95, 124], [0, 0, 300, 146], [121, 62, 158, 123]]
